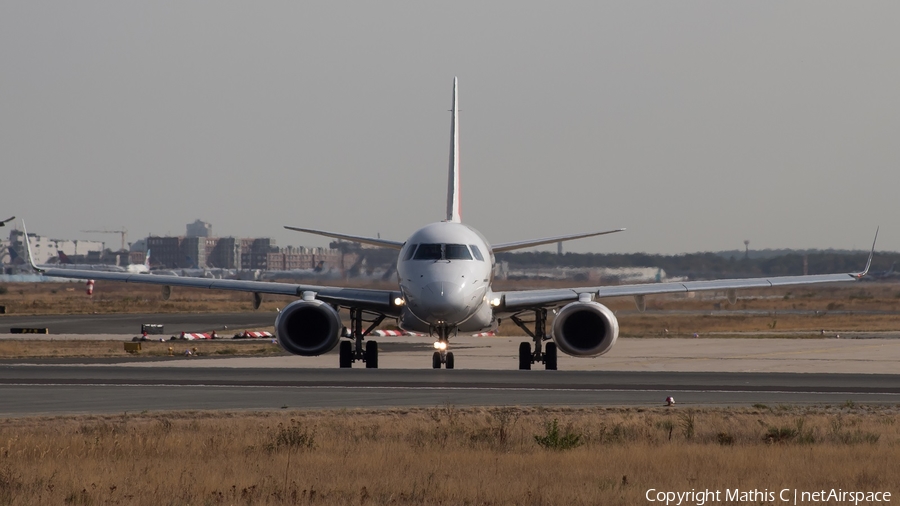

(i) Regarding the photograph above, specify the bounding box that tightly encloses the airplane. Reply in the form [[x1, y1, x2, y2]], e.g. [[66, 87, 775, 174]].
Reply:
[[21, 78, 877, 370], [56, 251, 127, 272], [4, 247, 126, 272], [175, 254, 237, 279], [125, 249, 151, 274], [0, 216, 14, 227]]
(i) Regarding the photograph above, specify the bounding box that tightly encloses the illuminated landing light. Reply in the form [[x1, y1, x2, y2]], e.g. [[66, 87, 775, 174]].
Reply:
[[393, 297, 405, 306], [433, 341, 447, 351], [489, 297, 501, 307]]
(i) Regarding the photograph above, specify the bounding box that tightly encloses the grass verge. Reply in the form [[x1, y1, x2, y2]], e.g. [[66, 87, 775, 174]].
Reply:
[[0, 406, 898, 505]]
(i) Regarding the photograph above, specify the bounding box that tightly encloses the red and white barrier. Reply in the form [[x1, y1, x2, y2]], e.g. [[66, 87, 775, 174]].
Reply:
[[180, 332, 211, 340], [367, 330, 496, 337], [372, 330, 406, 337], [240, 331, 273, 338]]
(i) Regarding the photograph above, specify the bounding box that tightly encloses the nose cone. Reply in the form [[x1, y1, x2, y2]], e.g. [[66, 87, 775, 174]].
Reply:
[[418, 281, 469, 323]]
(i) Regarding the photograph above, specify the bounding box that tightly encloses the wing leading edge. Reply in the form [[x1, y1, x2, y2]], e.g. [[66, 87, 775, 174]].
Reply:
[[492, 228, 626, 253], [284, 226, 404, 250]]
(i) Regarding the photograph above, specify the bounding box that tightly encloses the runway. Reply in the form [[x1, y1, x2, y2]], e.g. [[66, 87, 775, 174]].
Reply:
[[2, 313, 900, 416], [1, 366, 899, 416]]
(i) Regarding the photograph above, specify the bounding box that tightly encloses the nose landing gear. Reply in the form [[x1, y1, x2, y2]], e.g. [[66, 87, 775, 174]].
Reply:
[[431, 327, 455, 369]]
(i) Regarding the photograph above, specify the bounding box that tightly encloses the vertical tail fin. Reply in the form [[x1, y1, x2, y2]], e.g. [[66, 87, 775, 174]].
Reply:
[[446, 77, 461, 222], [145, 249, 151, 268]]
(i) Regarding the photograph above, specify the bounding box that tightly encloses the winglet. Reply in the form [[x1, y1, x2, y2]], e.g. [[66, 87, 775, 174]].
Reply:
[[446, 77, 461, 223], [853, 227, 878, 279], [20, 221, 44, 273]]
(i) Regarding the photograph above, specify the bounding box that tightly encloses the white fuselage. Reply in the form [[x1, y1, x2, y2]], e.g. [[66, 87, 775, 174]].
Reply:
[[396, 221, 495, 333]]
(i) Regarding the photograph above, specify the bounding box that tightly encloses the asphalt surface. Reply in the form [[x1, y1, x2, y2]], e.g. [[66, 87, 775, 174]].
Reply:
[[1, 367, 899, 416], [2, 313, 900, 416]]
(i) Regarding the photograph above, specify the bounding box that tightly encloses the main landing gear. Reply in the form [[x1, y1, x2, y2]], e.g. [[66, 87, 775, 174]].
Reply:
[[431, 326, 455, 369], [339, 308, 384, 369], [510, 308, 557, 370]]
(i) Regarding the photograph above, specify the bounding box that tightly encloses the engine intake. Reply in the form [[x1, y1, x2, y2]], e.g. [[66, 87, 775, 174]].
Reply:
[[551, 301, 619, 357], [275, 299, 342, 356]]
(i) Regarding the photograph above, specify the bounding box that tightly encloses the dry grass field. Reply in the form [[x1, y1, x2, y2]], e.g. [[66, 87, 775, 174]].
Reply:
[[0, 406, 898, 505], [0, 339, 284, 359]]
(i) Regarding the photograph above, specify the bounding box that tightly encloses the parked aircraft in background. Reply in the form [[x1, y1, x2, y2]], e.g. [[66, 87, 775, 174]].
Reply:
[[125, 249, 151, 274], [4, 248, 126, 272], [23, 78, 876, 370], [56, 251, 127, 272]]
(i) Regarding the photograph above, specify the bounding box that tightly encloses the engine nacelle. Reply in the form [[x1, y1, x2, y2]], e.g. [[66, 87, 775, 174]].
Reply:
[[551, 301, 619, 357], [274, 299, 342, 356]]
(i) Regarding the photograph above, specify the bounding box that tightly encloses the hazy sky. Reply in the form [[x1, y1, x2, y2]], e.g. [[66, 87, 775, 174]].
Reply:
[[2, 2, 898, 254]]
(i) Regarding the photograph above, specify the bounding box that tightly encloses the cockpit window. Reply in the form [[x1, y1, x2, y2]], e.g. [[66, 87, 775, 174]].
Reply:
[[410, 243, 474, 260], [469, 244, 484, 261], [413, 243, 443, 260], [403, 244, 418, 261], [445, 244, 473, 260]]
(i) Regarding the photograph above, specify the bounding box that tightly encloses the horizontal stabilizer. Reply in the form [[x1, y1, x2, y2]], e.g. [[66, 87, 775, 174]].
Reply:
[[284, 226, 404, 250], [492, 228, 625, 253]]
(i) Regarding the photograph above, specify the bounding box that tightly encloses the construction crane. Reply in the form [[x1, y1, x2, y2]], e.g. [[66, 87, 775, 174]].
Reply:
[[82, 228, 128, 251]]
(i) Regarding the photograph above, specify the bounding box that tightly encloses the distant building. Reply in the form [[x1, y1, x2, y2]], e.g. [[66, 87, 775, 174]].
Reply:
[[139, 231, 350, 272], [186, 220, 212, 238], [6, 229, 105, 265], [207, 237, 241, 269], [181, 236, 206, 268], [129, 238, 148, 253], [145, 236, 182, 268], [241, 238, 276, 270]]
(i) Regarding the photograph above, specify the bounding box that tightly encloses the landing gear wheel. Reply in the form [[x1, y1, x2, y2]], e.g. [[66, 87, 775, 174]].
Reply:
[[432, 351, 442, 369], [339, 341, 352, 368], [544, 342, 557, 370], [365, 340, 379, 369], [518, 342, 532, 370], [445, 352, 454, 369]]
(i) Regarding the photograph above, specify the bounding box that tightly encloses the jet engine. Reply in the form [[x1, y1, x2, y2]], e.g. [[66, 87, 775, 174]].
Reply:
[[551, 301, 619, 357], [274, 299, 342, 356]]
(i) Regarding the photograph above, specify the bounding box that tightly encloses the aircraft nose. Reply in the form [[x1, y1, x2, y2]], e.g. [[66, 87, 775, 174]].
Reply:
[[421, 281, 468, 320]]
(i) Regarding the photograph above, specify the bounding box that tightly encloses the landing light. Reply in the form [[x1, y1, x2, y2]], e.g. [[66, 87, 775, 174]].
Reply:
[[489, 297, 501, 307], [393, 297, 405, 306], [433, 341, 447, 350]]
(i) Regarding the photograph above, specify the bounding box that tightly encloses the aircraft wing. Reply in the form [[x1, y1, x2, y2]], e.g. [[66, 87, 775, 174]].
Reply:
[[492, 228, 625, 253], [497, 272, 865, 311], [36, 267, 403, 315], [0, 216, 14, 227], [496, 230, 877, 312], [284, 226, 404, 250]]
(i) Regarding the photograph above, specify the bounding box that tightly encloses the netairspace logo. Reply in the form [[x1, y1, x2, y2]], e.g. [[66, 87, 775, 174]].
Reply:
[[645, 488, 892, 505]]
